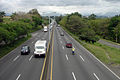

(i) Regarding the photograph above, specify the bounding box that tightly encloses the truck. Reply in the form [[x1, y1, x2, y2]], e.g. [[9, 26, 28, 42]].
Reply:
[[34, 40, 47, 57], [44, 26, 48, 32]]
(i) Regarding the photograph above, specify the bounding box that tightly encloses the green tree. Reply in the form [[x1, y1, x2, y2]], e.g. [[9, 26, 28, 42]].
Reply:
[[108, 16, 120, 41], [66, 15, 87, 34], [0, 11, 5, 22], [32, 16, 42, 27], [0, 27, 10, 44], [88, 14, 96, 20], [113, 23, 120, 43], [79, 27, 99, 43]]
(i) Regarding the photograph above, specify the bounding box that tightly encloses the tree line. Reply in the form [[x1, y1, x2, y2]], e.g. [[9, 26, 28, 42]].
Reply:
[[0, 9, 43, 45], [59, 12, 120, 43]]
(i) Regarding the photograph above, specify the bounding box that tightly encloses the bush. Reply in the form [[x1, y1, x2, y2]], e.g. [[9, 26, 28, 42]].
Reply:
[[79, 28, 99, 43], [0, 21, 33, 44]]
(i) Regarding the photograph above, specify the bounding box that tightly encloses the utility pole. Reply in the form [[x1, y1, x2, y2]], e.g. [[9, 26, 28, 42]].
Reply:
[[49, 16, 50, 41]]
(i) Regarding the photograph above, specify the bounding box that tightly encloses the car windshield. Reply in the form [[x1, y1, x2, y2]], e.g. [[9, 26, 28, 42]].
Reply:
[[22, 46, 28, 50], [67, 42, 71, 44], [36, 46, 44, 49]]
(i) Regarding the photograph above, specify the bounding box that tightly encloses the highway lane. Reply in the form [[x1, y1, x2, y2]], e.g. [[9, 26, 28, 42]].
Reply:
[[0, 29, 49, 80], [52, 27, 73, 80], [61, 27, 120, 80], [52, 26, 120, 80]]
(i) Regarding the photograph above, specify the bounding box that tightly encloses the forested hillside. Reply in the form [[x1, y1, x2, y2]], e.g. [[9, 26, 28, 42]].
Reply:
[[0, 9, 44, 45], [60, 12, 120, 43]]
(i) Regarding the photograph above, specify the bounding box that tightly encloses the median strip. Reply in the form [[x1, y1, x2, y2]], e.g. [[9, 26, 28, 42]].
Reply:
[[50, 29, 54, 80], [40, 27, 53, 80]]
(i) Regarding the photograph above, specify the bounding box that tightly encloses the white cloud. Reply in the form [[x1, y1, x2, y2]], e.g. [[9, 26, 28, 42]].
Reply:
[[0, 0, 120, 16]]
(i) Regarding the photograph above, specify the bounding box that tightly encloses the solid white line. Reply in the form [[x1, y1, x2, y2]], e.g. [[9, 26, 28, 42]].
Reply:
[[16, 74, 21, 80], [62, 46, 64, 49], [79, 55, 85, 62], [93, 73, 99, 80], [13, 55, 20, 61], [29, 55, 33, 61], [72, 72, 76, 80], [62, 28, 120, 79], [66, 54, 68, 60]]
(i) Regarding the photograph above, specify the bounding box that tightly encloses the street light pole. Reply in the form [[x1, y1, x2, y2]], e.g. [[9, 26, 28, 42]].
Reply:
[[49, 16, 50, 41]]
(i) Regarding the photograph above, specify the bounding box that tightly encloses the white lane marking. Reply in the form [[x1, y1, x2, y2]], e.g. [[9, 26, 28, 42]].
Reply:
[[29, 55, 33, 61], [16, 74, 21, 80], [93, 73, 99, 80], [62, 46, 64, 49], [60, 41, 62, 44], [66, 54, 68, 60], [59, 38, 61, 39], [62, 28, 120, 79], [72, 72, 76, 80], [13, 55, 20, 61], [79, 55, 85, 62], [32, 41, 34, 43]]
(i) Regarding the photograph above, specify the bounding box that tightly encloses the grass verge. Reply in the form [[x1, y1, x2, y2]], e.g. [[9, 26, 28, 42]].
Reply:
[[101, 39, 120, 46], [0, 35, 31, 58], [62, 26, 120, 65]]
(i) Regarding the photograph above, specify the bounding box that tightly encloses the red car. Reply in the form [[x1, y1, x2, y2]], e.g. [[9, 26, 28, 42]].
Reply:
[[66, 42, 72, 48]]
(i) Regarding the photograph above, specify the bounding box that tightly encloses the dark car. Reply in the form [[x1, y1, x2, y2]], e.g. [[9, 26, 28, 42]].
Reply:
[[66, 42, 72, 48], [60, 32, 64, 36], [21, 45, 30, 55]]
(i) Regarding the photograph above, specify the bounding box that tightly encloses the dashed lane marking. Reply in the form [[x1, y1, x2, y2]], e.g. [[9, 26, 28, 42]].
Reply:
[[16, 74, 21, 80], [13, 55, 20, 61], [93, 73, 100, 80], [62, 46, 64, 49], [72, 72, 76, 80], [79, 55, 85, 62], [66, 54, 68, 60], [29, 55, 33, 61]]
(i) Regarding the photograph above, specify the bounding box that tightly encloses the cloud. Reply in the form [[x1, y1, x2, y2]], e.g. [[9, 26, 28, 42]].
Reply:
[[0, 0, 120, 16], [104, 0, 120, 3]]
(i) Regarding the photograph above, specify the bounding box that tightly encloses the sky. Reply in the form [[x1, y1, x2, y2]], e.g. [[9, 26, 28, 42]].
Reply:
[[0, 0, 120, 16]]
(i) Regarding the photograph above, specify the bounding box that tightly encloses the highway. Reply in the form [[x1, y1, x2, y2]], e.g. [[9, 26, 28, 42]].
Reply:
[[0, 29, 49, 80], [52, 26, 120, 80], [0, 23, 120, 80]]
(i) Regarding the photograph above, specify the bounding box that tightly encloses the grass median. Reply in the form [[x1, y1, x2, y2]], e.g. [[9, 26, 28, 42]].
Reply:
[[62, 26, 120, 65]]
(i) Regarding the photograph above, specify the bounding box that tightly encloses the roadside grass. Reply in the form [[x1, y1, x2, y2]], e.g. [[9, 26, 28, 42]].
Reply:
[[62, 26, 120, 65], [0, 35, 31, 58], [101, 39, 120, 46], [84, 42, 120, 65]]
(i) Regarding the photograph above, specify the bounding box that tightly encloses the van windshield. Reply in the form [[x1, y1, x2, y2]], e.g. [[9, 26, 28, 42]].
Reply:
[[36, 46, 44, 49]]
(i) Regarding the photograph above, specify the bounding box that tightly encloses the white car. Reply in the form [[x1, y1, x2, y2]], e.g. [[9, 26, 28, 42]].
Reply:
[[34, 40, 47, 57]]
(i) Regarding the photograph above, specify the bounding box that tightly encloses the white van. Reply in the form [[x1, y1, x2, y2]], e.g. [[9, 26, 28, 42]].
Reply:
[[34, 40, 47, 57], [44, 26, 48, 32]]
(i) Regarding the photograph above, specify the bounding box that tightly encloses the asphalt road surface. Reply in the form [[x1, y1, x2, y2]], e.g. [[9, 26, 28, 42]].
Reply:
[[0, 29, 49, 80], [0, 26, 120, 80], [52, 27, 120, 80]]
